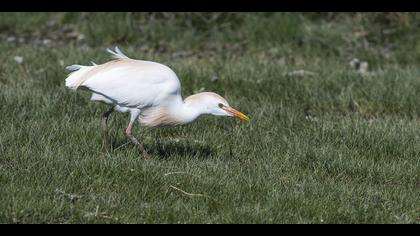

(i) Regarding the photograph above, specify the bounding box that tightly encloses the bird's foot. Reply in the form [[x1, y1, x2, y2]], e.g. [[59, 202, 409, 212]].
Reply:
[[102, 139, 112, 156], [102, 139, 111, 153], [141, 150, 151, 159], [126, 131, 150, 159], [102, 147, 110, 155]]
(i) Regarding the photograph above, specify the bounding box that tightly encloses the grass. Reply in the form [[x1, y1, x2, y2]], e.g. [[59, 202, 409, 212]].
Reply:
[[0, 12, 419, 223]]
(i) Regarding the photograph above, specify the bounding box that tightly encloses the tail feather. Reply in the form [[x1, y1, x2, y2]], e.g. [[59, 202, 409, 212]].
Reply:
[[65, 46, 127, 90], [65, 64, 95, 90], [66, 64, 85, 72]]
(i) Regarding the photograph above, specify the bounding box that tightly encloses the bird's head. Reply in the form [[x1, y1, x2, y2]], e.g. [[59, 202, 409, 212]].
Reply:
[[185, 92, 250, 121]]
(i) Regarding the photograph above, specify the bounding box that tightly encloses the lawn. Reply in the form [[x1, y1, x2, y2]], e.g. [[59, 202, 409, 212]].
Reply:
[[0, 12, 419, 223]]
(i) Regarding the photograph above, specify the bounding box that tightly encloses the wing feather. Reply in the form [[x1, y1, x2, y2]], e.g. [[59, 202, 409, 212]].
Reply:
[[80, 59, 181, 109]]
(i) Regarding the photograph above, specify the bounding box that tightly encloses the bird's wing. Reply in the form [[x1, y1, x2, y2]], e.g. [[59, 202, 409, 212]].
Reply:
[[79, 59, 182, 109]]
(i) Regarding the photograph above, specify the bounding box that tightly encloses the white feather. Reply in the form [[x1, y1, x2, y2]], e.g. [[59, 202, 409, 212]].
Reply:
[[65, 65, 96, 90], [106, 46, 129, 59], [80, 59, 180, 109]]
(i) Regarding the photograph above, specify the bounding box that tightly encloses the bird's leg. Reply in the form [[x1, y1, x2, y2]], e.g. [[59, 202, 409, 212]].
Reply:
[[102, 108, 114, 153], [125, 121, 150, 159]]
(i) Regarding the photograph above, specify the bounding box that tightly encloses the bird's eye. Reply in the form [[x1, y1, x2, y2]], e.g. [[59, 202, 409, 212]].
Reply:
[[218, 103, 224, 108]]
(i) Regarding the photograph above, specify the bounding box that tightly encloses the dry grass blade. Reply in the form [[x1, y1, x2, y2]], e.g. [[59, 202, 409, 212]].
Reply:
[[169, 185, 205, 197], [164, 171, 187, 176], [164, 171, 199, 178]]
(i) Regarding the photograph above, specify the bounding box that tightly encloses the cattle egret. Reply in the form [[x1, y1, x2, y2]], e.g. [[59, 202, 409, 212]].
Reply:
[[65, 47, 250, 157]]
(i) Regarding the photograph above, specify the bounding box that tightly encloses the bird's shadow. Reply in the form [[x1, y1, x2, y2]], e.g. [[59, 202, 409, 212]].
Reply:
[[149, 141, 215, 160], [111, 139, 215, 160]]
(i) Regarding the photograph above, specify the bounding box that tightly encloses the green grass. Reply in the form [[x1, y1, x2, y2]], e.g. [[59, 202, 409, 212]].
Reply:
[[0, 12, 419, 223]]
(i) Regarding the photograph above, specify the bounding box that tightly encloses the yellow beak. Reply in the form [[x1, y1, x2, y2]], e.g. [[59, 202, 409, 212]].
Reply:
[[224, 107, 251, 122]]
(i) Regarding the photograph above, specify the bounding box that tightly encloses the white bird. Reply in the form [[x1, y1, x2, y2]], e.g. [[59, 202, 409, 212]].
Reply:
[[65, 47, 250, 157]]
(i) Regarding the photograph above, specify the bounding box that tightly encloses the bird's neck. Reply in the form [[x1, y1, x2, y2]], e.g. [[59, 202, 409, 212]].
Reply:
[[168, 95, 205, 125], [140, 94, 205, 128]]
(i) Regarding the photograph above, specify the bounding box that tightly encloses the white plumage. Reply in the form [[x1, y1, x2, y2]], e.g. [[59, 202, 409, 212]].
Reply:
[[65, 47, 249, 157]]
